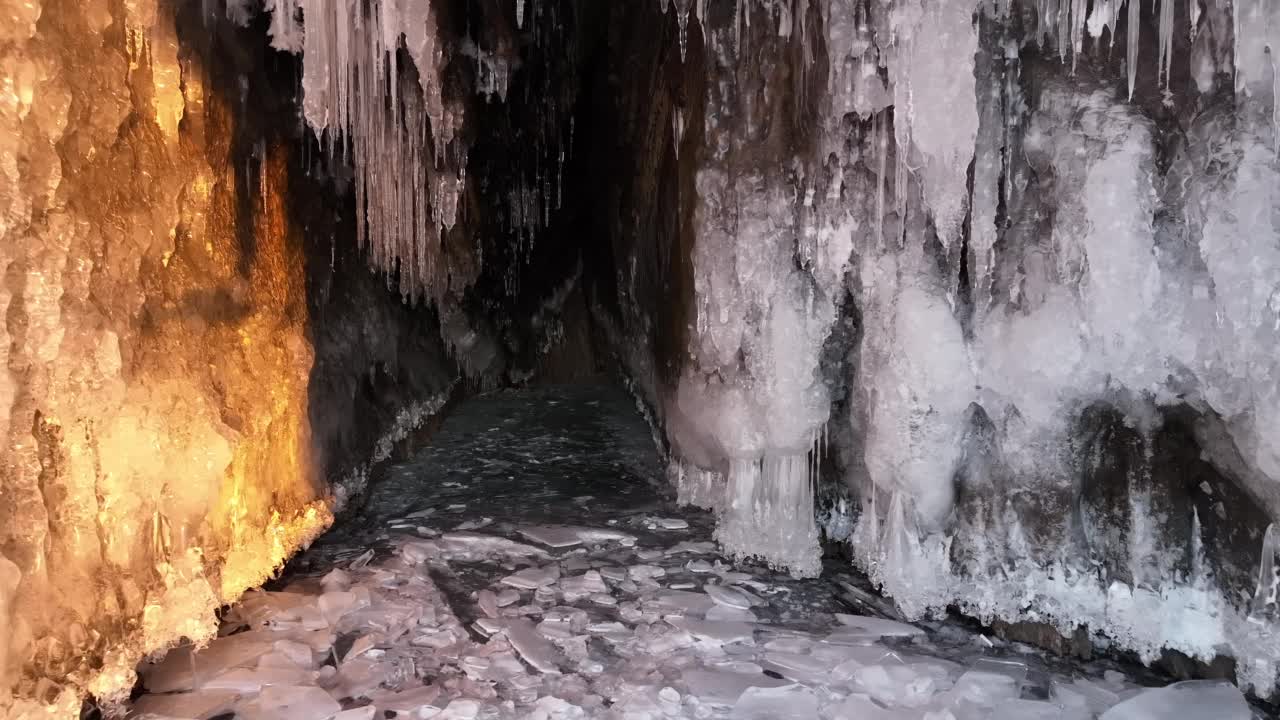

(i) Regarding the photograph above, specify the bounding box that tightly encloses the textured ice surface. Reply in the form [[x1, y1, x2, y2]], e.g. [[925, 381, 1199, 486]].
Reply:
[[124, 387, 1259, 719], [1098, 680, 1251, 720]]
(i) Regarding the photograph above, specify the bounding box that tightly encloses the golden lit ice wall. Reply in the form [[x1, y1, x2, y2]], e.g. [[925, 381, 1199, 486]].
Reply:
[[0, 0, 332, 714]]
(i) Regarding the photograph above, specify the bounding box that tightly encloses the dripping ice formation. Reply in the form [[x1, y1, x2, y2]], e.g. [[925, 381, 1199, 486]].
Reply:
[[637, 0, 1280, 697]]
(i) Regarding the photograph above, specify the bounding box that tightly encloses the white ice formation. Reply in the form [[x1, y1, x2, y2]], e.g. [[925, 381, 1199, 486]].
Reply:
[[649, 0, 1280, 697]]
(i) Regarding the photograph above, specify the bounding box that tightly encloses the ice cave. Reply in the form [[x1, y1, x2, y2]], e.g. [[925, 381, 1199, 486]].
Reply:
[[1, 0, 1279, 717]]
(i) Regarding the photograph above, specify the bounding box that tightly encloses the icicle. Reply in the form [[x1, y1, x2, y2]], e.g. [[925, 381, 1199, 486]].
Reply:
[[676, 0, 692, 61], [874, 112, 887, 250], [1126, 0, 1139, 98], [672, 107, 685, 159], [1249, 523, 1279, 623], [517, 0, 526, 29], [1189, 507, 1206, 585], [696, 0, 707, 46], [1158, 0, 1174, 89], [734, 0, 743, 55]]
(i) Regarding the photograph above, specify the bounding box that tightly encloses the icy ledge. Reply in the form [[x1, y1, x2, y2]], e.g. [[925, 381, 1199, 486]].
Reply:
[[849, 493, 1280, 698], [333, 385, 457, 514]]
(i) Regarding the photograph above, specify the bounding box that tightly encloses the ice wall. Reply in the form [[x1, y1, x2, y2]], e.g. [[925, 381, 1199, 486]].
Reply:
[[0, 1, 331, 713], [633, 0, 1280, 695], [0, 0, 475, 715]]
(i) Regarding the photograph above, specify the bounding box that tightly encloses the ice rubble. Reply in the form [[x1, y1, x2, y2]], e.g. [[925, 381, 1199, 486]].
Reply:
[[655, 0, 1280, 696], [130, 505, 1230, 720]]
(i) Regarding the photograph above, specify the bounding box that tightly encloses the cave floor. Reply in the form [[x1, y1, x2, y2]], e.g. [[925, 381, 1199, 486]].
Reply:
[[128, 384, 1251, 719]]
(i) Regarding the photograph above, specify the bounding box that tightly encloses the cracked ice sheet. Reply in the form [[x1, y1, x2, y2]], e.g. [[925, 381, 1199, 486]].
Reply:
[[125, 386, 1260, 719]]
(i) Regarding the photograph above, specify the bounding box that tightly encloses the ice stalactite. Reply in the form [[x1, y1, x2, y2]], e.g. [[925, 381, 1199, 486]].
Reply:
[[290, 0, 467, 304], [1253, 524, 1280, 622], [885, 0, 980, 255], [716, 456, 821, 578], [265, 0, 303, 51]]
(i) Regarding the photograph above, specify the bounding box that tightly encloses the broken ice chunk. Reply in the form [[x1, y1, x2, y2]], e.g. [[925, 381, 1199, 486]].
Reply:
[[454, 517, 493, 531], [704, 583, 754, 610], [666, 540, 717, 555], [949, 668, 1021, 707], [706, 605, 758, 622], [970, 657, 1028, 688], [651, 590, 717, 616], [686, 559, 714, 573], [503, 618, 565, 674], [476, 589, 500, 618], [659, 686, 681, 708], [325, 656, 391, 700], [501, 564, 561, 589], [203, 665, 319, 693], [679, 670, 791, 706], [667, 617, 757, 645], [761, 652, 830, 685], [319, 590, 368, 626], [272, 639, 315, 668], [129, 689, 238, 720], [519, 525, 584, 548], [854, 663, 936, 708], [654, 517, 689, 530], [833, 613, 924, 638], [558, 570, 608, 600], [235, 685, 340, 720], [437, 532, 547, 559], [412, 628, 460, 649], [1098, 680, 1251, 720], [369, 684, 442, 715], [473, 617, 504, 637], [732, 683, 819, 719], [763, 636, 814, 654], [827, 693, 921, 720], [495, 589, 521, 607], [440, 698, 481, 718], [991, 698, 1071, 720], [628, 564, 666, 581], [320, 568, 353, 593], [400, 540, 440, 564], [141, 632, 275, 693], [578, 528, 637, 546], [343, 634, 377, 661], [228, 590, 311, 628], [332, 707, 377, 720]]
